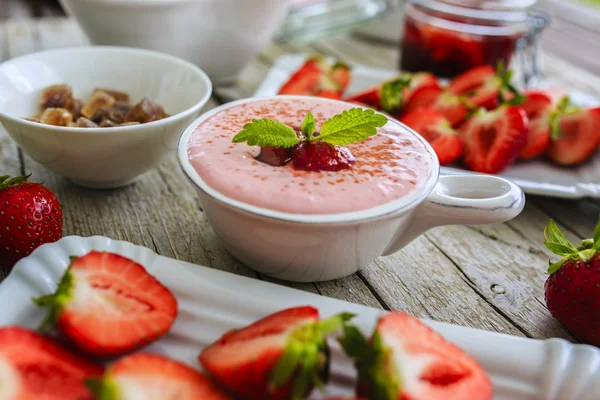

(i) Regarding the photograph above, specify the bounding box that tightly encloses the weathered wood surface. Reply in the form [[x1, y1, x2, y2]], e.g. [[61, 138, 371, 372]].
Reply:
[[1, 18, 599, 343]]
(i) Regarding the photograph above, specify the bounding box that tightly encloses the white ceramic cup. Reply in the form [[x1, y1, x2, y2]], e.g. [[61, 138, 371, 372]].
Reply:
[[178, 96, 525, 282], [0, 46, 212, 189], [58, 0, 292, 84]]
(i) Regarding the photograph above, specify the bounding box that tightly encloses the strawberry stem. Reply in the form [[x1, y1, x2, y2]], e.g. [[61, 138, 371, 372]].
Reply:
[[0, 174, 31, 190]]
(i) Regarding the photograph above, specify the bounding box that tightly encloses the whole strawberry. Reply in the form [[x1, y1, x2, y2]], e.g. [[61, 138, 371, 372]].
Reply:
[[0, 174, 63, 270], [544, 219, 600, 346]]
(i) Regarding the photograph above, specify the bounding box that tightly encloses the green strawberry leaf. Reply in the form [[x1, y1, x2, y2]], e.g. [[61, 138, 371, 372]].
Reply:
[[301, 112, 316, 140], [317, 108, 388, 146], [85, 377, 118, 400], [593, 219, 600, 247], [271, 340, 303, 387], [32, 268, 74, 332], [338, 324, 371, 359], [232, 118, 300, 148], [548, 258, 567, 274], [380, 77, 411, 115], [544, 220, 577, 256], [578, 248, 596, 263], [318, 312, 355, 335]]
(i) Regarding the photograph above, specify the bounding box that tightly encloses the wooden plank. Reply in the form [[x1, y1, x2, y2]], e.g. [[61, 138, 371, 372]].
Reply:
[[424, 222, 576, 340]]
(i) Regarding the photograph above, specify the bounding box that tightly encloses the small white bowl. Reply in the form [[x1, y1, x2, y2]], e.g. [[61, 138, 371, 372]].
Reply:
[[0, 46, 212, 189], [178, 96, 526, 282], [58, 0, 292, 84]]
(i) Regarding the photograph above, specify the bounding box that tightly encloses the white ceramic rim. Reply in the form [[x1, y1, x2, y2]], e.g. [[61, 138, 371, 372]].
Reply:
[[177, 95, 441, 224], [0, 46, 213, 134]]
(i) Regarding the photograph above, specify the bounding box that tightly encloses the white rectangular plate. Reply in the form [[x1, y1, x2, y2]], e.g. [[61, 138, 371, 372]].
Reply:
[[254, 54, 600, 199], [1, 236, 599, 399]]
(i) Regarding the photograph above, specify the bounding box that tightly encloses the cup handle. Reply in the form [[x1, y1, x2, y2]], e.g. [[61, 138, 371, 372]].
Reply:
[[381, 174, 525, 256]]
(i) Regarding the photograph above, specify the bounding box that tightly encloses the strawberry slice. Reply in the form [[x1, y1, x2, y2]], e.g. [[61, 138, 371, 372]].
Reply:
[[403, 85, 469, 126], [346, 72, 438, 115], [199, 306, 353, 400], [278, 57, 351, 99], [86, 353, 232, 399], [0, 326, 103, 400], [33, 251, 178, 357], [339, 313, 492, 400], [400, 109, 463, 165], [459, 106, 528, 173], [547, 105, 600, 166], [448, 64, 522, 110], [519, 92, 554, 159]]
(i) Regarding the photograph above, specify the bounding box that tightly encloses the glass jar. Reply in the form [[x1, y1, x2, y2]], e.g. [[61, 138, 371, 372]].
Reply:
[[400, 0, 538, 78]]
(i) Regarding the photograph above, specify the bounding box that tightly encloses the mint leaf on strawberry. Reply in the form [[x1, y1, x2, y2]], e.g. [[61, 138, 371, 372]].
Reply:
[[318, 108, 388, 146], [232, 107, 388, 148], [301, 112, 316, 140], [232, 118, 300, 148]]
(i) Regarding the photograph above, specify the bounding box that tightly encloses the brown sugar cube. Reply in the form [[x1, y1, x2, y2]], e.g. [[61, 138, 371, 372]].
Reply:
[[82, 91, 116, 119], [90, 108, 125, 125], [124, 97, 166, 124], [39, 108, 73, 126], [68, 98, 84, 120], [93, 88, 130, 103], [74, 117, 99, 128], [114, 100, 131, 115], [40, 84, 73, 110], [99, 119, 118, 128]]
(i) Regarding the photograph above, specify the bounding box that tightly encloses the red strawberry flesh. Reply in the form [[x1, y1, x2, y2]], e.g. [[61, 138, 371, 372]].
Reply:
[[199, 306, 351, 400], [448, 65, 500, 109], [0, 326, 103, 400], [547, 107, 600, 166], [339, 313, 492, 400], [89, 353, 232, 399], [400, 109, 463, 165], [519, 92, 553, 159], [34, 251, 178, 357], [459, 106, 527, 173], [292, 141, 355, 172]]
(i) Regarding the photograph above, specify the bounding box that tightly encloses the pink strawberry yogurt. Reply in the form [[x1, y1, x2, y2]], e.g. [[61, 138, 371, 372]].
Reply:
[[187, 98, 432, 214]]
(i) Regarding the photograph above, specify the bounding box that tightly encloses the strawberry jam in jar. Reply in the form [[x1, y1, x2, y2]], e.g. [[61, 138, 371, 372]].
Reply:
[[400, 0, 537, 78]]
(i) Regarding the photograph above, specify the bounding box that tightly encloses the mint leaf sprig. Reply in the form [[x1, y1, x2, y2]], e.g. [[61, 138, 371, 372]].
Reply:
[[232, 107, 388, 148]]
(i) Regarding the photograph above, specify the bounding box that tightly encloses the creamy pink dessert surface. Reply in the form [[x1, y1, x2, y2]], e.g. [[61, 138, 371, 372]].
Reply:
[[188, 98, 432, 214]]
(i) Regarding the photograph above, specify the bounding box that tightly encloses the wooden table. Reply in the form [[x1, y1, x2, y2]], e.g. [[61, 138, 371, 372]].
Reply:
[[1, 18, 600, 344]]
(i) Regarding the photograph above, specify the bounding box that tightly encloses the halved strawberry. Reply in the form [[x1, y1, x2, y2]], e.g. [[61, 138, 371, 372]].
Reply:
[[86, 353, 232, 399], [0, 326, 103, 400], [33, 251, 178, 357], [278, 57, 351, 99], [346, 72, 438, 115], [547, 106, 600, 165], [460, 106, 528, 173], [519, 92, 554, 159], [448, 64, 522, 110], [403, 85, 469, 126], [199, 306, 353, 400], [400, 109, 463, 165], [339, 313, 492, 400]]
